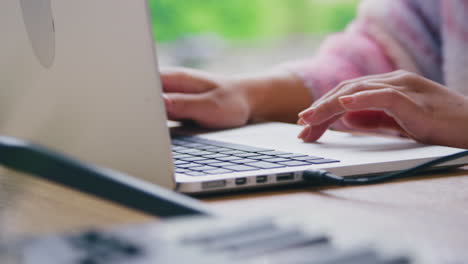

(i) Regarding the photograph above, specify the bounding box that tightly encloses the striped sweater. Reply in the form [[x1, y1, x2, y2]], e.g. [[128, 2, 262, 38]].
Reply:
[[290, 0, 468, 103]]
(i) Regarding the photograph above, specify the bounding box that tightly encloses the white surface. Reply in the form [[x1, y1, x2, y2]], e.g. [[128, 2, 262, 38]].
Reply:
[[199, 122, 468, 176], [175, 122, 468, 193], [0, 0, 175, 189]]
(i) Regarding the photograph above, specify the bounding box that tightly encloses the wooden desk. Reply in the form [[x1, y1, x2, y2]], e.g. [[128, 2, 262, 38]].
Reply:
[[1, 167, 468, 261]]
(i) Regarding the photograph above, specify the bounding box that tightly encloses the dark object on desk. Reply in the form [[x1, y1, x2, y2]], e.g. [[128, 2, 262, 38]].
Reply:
[[1, 217, 411, 264], [0, 136, 213, 218]]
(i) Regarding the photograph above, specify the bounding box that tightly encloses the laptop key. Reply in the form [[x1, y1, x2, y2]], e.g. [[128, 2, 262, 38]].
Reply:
[[174, 148, 200, 154], [276, 153, 308, 158], [205, 147, 234, 153], [184, 171, 207, 177], [196, 159, 225, 165], [177, 163, 201, 169], [309, 159, 340, 164], [293, 156, 323, 161], [180, 156, 207, 162], [196, 145, 221, 151], [210, 162, 238, 167], [279, 161, 312, 167], [204, 153, 229, 159], [172, 146, 185, 151], [188, 150, 213, 156], [250, 155, 275, 160], [224, 165, 258, 172], [231, 158, 257, 164], [183, 143, 206, 149], [219, 143, 273, 153], [174, 160, 189, 165], [234, 153, 262, 158], [172, 154, 193, 160], [216, 156, 243, 162], [248, 161, 286, 169], [263, 158, 291, 163], [205, 169, 234, 175], [187, 137, 274, 152], [257, 151, 292, 156], [222, 150, 247, 155], [190, 165, 218, 171]]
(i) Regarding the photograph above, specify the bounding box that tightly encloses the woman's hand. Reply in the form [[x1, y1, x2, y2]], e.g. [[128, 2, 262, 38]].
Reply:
[[161, 68, 251, 129], [298, 70, 468, 148], [161, 67, 313, 129]]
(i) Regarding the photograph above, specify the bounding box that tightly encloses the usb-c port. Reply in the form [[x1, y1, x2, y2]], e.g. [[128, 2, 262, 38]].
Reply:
[[235, 178, 247, 185], [256, 176, 268, 183]]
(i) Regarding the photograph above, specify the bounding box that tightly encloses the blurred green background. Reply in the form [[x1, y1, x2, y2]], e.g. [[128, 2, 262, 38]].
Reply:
[[149, 0, 359, 43], [149, 0, 359, 72]]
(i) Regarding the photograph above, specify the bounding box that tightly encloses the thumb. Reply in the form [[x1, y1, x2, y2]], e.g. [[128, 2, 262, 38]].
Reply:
[[160, 68, 216, 94]]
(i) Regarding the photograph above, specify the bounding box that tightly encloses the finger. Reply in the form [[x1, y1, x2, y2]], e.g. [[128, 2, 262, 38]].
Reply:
[[319, 70, 411, 101], [297, 118, 307, 126], [338, 88, 421, 137], [302, 82, 399, 125], [299, 116, 341, 143], [299, 71, 413, 122], [342, 110, 405, 132], [165, 93, 214, 123], [297, 125, 311, 139], [162, 94, 172, 111], [160, 67, 217, 94], [305, 70, 408, 110], [299, 78, 399, 120]]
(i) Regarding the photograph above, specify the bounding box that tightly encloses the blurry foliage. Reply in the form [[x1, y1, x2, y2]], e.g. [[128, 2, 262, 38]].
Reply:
[[148, 0, 359, 42]]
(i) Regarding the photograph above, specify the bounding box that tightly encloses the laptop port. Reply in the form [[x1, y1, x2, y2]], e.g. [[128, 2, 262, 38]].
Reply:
[[276, 173, 294, 182], [202, 180, 226, 189], [256, 176, 268, 183], [235, 178, 247, 185]]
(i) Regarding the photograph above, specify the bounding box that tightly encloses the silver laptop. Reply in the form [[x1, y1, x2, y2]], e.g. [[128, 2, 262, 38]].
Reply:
[[1, 0, 467, 194]]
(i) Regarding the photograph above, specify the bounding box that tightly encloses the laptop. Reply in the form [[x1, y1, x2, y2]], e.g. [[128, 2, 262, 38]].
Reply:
[[1, 0, 467, 194]]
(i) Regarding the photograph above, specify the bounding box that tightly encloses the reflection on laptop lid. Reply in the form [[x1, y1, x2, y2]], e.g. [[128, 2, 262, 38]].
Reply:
[[2, 0, 468, 195]]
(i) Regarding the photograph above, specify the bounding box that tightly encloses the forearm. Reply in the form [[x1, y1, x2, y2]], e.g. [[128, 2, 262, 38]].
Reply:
[[237, 17, 400, 124], [235, 68, 314, 124]]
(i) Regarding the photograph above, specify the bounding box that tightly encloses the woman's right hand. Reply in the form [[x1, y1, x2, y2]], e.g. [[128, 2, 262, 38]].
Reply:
[[297, 71, 468, 148], [161, 67, 313, 129]]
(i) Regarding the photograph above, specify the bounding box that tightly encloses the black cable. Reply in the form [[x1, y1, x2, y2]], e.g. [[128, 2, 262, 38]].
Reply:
[[303, 150, 468, 186]]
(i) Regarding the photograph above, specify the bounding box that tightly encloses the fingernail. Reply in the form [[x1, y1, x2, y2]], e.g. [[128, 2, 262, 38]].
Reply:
[[163, 94, 172, 111], [339, 95, 355, 105], [297, 125, 310, 139], [298, 108, 315, 119], [297, 118, 307, 126]]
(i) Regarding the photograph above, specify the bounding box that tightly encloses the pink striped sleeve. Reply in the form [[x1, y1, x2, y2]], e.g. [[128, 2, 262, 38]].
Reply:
[[286, 19, 397, 100]]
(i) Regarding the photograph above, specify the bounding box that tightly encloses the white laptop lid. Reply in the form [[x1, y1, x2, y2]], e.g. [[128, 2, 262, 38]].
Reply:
[[0, 0, 175, 189]]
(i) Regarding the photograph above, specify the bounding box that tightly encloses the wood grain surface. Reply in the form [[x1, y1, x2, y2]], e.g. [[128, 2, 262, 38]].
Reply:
[[1, 166, 468, 262]]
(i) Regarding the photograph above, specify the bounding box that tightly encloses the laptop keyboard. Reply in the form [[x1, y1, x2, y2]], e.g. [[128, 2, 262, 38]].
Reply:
[[171, 136, 339, 176]]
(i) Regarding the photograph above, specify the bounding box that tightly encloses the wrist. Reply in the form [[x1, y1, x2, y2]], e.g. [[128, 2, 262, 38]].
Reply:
[[237, 68, 314, 123]]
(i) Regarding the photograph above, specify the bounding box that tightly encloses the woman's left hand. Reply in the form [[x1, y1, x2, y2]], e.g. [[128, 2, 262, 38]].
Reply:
[[297, 70, 468, 148]]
